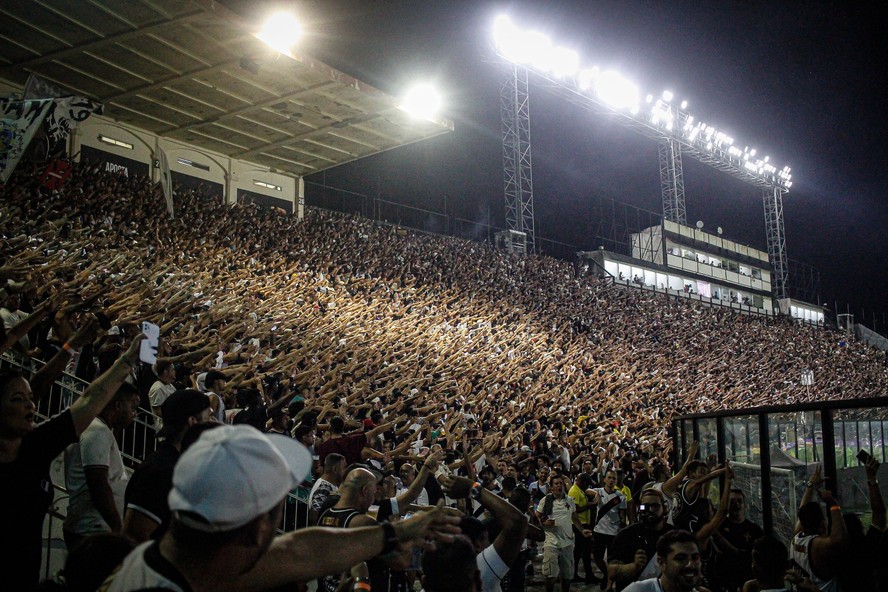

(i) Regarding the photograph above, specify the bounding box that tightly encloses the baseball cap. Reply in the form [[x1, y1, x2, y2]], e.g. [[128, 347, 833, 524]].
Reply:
[[168, 425, 312, 532], [157, 389, 211, 439]]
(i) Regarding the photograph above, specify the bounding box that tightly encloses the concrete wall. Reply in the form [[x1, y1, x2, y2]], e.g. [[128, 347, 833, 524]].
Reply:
[[70, 114, 304, 218]]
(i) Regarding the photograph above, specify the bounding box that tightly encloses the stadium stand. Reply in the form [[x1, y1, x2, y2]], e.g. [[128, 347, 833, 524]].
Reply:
[[2, 160, 887, 591]]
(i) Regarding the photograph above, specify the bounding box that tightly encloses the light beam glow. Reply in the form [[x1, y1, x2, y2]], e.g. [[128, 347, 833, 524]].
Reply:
[[492, 14, 793, 189], [595, 70, 639, 111], [256, 13, 301, 55], [400, 84, 442, 120]]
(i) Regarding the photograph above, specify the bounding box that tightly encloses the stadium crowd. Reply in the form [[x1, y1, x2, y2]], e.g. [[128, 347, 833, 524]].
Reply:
[[1, 159, 887, 592]]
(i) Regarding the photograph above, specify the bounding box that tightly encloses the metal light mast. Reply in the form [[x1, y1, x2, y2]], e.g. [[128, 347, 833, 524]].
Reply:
[[493, 15, 795, 299], [501, 64, 535, 252], [659, 138, 687, 225], [764, 187, 788, 299]]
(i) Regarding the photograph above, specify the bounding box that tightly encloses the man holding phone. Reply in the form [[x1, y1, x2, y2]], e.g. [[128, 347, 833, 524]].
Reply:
[[608, 488, 673, 591]]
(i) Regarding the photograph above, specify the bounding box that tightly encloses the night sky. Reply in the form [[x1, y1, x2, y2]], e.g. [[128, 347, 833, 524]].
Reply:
[[223, 1, 888, 327]]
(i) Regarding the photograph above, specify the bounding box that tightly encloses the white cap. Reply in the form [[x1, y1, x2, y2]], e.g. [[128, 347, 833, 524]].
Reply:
[[169, 425, 312, 532]]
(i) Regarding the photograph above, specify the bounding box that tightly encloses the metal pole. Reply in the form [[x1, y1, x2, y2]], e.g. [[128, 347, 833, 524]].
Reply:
[[758, 412, 774, 534]]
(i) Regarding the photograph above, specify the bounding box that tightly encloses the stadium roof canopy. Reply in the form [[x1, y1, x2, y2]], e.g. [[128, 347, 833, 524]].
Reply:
[[0, 0, 454, 177]]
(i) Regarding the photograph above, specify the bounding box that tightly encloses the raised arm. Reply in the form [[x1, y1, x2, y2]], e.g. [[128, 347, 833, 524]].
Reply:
[[240, 502, 460, 589], [662, 440, 699, 497], [366, 420, 396, 440], [30, 315, 98, 404], [795, 465, 822, 535], [0, 300, 51, 356], [70, 336, 144, 436], [442, 475, 528, 566], [809, 488, 848, 562], [696, 465, 732, 543], [394, 452, 443, 513], [865, 457, 885, 531]]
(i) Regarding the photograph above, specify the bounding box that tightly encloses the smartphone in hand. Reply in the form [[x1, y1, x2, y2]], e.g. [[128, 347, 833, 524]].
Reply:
[[140, 321, 160, 364], [857, 449, 872, 465]]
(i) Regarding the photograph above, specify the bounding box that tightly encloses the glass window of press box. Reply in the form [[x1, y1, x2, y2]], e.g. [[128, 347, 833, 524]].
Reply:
[[673, 397, 888, 545]]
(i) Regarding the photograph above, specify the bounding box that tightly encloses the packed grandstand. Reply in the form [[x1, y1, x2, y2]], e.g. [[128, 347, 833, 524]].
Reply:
[[2, 157, 888, 592], [4, 161, 887, 436]]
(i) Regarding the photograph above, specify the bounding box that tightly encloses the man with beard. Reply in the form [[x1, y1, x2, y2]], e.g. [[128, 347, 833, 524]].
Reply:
[[622, 530, 710, 592], [609, 489, 674, 591]]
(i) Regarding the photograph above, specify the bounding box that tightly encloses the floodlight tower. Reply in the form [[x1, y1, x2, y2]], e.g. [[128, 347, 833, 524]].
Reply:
[[501, 64, 536, 252], [491, 15, 794, 300], [659, 138, 687, 225], [764, 186, 788, 299]]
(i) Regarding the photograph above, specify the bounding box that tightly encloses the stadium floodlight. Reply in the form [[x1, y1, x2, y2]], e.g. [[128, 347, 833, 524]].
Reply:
[[400, 84, 442, 120], [578, 67, 600, 91], [548, 46, 580, 78], [492, 15, 794, 191], [493, 15, 522, 60], [525, 31, 554, 71], [651, 100, 673, 128], [256, 12, 301, 55], [595, 70, 639, 111], [494, 15, 546, 67]]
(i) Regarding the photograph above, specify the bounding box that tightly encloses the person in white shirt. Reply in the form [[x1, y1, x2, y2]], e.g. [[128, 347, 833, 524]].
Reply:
[[63, 383, 140, 547], [399, 462, 430, 506], [536, 474, 593, 592], [148, 360, 176, 427], [0, 292, 34, 354], [308, 453, 347, 523], [588, 469, 627, 590]]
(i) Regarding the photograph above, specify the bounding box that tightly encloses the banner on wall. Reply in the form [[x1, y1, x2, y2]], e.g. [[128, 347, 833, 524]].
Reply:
[[0, 99, 53, 183], [80, 144, 150, 179], [22, 73, 73, 101], [21, 75, 105, 158], [42, 97, 104, 158], [158, 148, 175, 219]]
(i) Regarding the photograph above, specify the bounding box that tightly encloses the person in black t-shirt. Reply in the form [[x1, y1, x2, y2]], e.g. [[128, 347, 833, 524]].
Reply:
[[122, 389, 213, 543], [609, 488, 674, 591], [1, 335, 143, 591], [713, 489, 763, 592]]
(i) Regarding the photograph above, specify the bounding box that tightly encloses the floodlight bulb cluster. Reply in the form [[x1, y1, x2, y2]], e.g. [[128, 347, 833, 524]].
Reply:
[[400, 84, 442, 120], [492, 15, 793, 190], [256, 12, 301, 55], [494, 15, 640, 112], [650, 100, 674, 130]]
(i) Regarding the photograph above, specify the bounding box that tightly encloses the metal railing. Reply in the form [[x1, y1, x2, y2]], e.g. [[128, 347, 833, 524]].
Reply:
[[278, 487, 312, 534]]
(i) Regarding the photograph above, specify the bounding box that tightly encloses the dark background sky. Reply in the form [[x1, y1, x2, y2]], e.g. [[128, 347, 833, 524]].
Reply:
[[223, 0, 888, 328]]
